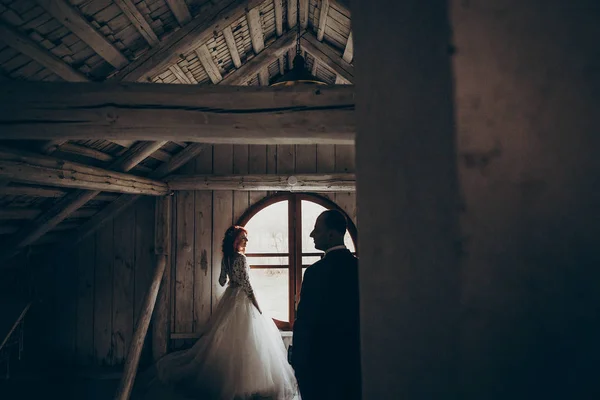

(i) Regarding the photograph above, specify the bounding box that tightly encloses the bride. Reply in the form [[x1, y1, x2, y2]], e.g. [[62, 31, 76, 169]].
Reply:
[[152, 225, 298, 399]]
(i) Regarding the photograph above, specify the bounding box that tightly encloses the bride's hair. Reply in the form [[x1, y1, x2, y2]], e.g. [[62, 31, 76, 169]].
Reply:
[[222, 225, 248, 259]]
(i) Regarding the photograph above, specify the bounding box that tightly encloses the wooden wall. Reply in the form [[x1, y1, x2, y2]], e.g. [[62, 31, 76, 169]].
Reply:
[[17, 144, 355, 369], [170, 143, 357, 340]]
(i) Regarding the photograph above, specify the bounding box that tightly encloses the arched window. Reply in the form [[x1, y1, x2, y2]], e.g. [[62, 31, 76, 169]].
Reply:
[[237, 193, 358, 330]]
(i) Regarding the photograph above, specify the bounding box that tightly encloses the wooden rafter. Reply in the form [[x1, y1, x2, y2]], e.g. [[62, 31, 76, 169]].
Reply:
[[301, 32, 354, 82], [246, 7, 265, 54], [258, 68, 269, 86], [343, 31, 354, 63], [274, 0, 284, 36], [166, 0, 193, 26], [35, 0, 128, 69], [169, 64, 196, 84], [299, 0, 309, 29], [223, 26, 242, 68], [0, 146, 168, 195], [0, 81, 355, 144], [114, 0, 160, 47], [0, 21, 88, 82], [221, 28, 298, 84], [110, 0, 264, 82], [196, 45, 223, 84], [317, 0, 330, 41], [287, 0, 297, 29], [165, 173, 356, 191]]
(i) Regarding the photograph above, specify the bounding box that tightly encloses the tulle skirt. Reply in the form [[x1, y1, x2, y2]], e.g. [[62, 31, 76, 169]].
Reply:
[[153, 286, 298, 400]]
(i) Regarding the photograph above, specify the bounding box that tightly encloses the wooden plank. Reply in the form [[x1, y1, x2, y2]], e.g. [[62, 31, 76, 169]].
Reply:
[[334, 143, 355, 222], [0, 21, 89, 82], [36, 0, 128, 69], [221, 28, 298, 84], [195, 44, 223, 84], [316, 143, 335, 200], [165, 0, 192, 26], [152, 196, 171, 361], [112, 208, 135, 365], [174, 189, 195, 333], [0, 147, 169, 195], [222, 26, 242, 68], [295, 144, 317, 173], [317, 0, 330, 41], [343, 30, 353, 63], [258, 67, 269, 85], [110, 0, 264, 82], [94, 220, 113, 365], [211, 144, 233, 310], [169, 64, 195, 84], [166, 173, 355, 191], [58, 143, 114, 162], [233, 145, 250, 221], [274, 0, 283, 36], [246, 7, 265, 54], [114, 0, 159, 46], [248, 145, 267, 205], [301, 32, 354, 82]]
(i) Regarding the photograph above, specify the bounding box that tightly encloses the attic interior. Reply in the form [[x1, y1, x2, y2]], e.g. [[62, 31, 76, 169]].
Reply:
[[1, 0, 600, 399]]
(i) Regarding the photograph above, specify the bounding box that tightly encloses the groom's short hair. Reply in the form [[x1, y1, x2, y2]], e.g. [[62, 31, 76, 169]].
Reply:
[[321, 209, 347, 235]]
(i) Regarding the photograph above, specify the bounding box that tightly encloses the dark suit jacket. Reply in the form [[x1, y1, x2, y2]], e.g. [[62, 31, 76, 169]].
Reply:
[[291, 248, 361, 400]]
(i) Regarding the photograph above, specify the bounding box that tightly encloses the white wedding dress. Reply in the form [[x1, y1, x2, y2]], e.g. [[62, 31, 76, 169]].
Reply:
[[153, 252, 298, 400]]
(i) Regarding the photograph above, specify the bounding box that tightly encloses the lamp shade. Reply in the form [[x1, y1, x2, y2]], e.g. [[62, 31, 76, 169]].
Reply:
[[271, 54, 327, 86]]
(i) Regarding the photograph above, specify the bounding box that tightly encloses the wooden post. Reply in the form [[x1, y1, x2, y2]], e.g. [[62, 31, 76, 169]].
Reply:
[[115, 196, 172, 400], [353, 0, 460, 398]]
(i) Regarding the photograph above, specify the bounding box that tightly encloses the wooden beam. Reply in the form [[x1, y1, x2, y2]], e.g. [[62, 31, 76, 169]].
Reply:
[[116, 195, 171, 399], [0, 146, 169, 195], [165, 173, 356, 191], [258, 68, 269, 86], [166, 0, 192, 26], [279, 54, 285, 75], [0, 207, 97, 220], [0, 185, 66, 198], [114, 0, 160, 47], [223, 26, 242, 68], [116, 253, 169, 399], [67, 143, 208, 245], [0, 81, 355, 144], [287, 0, 297, 29], [299, 0, 309, 29], [301, 32, 354, 82], [195, 45, 223, 84], [274, 0, 283, 36], [110, 0, 264, 82], [221, 28, 298, 84], [343, 30, 354, 63], [40, 140, 69, 155], [317, 0, 330, 41], [35, 0, 129, 69], [0, 21, 89, 82], [246, 7, 265, 54], [152, 196, 172, 362], [57, 143, 114, 162]]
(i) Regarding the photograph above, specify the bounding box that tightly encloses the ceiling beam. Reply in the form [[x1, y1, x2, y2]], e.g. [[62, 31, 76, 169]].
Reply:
[[246, 7, 265, 54], [287, 0, 297, 29], [274, 0, 283, 36], [165, 173, 356, 191], [301, 32, 354, 82], [0, 146, 169, 196], [168, 64, 195, 84], [196, 44, 223, 84], [110, 0, 264, 82], [35, 0, 128, 69], [299, 0, 309, 29], [343, 30, 354, 63], [223, 26, 242, 68], [0, 80, 354, 144], [0, 21, 89, 82], [166, 0, 192, 26], [114, 0, 160, 47], [221, 28, 297, 85], [317, 0, 330, 41]]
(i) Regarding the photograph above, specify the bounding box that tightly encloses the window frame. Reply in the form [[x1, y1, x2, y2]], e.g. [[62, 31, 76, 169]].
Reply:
[[237, 192, 358, 330]]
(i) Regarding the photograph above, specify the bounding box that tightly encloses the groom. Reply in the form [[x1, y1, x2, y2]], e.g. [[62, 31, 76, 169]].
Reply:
[[291, 209, 361, 400]]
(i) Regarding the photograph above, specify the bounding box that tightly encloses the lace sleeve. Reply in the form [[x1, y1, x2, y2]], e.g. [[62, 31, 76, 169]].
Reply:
[[232, 255, 254, 296]]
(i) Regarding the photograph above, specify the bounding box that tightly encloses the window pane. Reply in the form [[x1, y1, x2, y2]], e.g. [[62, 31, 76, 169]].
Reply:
[[302, 255, 321, 266], [244, 201, 288, 253], [301, 200, 355, 252], [247, 256, 289, 266], [249, 268, 289, 322]]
